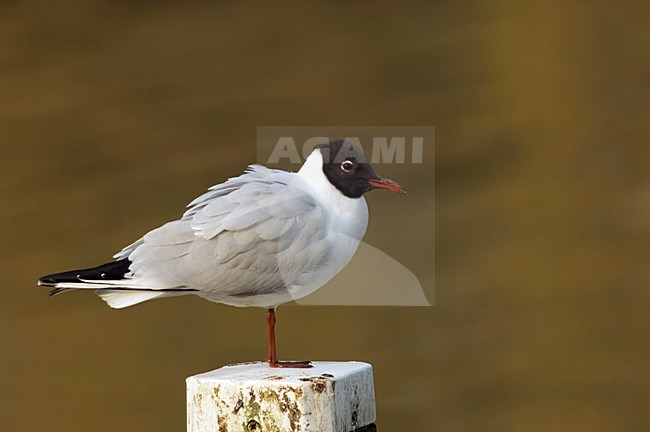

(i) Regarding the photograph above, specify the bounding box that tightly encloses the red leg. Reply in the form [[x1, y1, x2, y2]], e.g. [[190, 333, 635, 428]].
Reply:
[[266, 308, 312, 368], [267, 308, 278, 365]]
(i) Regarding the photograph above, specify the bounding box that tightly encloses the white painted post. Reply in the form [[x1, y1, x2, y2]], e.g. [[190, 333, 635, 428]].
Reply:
[[187, 361, 376, 432]]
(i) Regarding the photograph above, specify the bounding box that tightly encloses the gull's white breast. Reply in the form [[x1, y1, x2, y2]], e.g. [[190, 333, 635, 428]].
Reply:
[[280, 150, 369, 303]]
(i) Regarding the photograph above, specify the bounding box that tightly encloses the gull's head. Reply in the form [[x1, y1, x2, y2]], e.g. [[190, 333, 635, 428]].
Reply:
[[304, 139, 407, 199]]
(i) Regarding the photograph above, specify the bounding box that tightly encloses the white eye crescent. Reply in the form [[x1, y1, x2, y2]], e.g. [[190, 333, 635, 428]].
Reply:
[[341, 160, 355, 172]]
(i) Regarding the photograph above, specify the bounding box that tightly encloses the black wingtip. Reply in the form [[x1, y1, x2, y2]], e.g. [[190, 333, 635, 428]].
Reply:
[[38, 276, 58, 287], [38, 259, 132, 287], [38, 270, 82, 286]]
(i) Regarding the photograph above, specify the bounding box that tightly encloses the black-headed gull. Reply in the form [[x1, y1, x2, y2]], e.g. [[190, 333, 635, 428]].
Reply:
[[39, 139, 406, 367]]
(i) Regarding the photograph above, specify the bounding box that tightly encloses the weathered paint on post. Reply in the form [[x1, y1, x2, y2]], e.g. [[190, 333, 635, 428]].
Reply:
[[187, 361, 376, 432]]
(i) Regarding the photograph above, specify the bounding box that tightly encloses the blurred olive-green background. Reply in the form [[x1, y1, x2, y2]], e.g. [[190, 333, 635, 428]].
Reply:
[[1, 1, 648, 431]]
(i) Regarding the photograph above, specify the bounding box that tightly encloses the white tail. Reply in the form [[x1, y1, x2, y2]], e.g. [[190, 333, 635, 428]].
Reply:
[[95, 289, 187, 309]]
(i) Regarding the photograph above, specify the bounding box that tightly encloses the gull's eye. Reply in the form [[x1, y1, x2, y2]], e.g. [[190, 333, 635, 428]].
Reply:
[[341, 160, 355, 172]]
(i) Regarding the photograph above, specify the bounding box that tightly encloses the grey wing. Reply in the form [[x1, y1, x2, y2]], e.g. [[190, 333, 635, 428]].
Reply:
[[113, 166, 330, 299]]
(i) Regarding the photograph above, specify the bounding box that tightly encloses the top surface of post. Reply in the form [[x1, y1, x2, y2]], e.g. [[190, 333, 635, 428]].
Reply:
[[187, 361, 376, 432], [191, 360, 371, 383]]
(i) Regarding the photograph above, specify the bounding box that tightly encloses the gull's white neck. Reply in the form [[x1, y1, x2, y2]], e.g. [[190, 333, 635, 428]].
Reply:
[[298, 150, 331, 194]]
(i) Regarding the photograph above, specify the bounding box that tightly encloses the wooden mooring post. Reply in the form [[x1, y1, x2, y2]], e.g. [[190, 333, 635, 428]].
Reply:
[[187, 361, 377, 432]]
